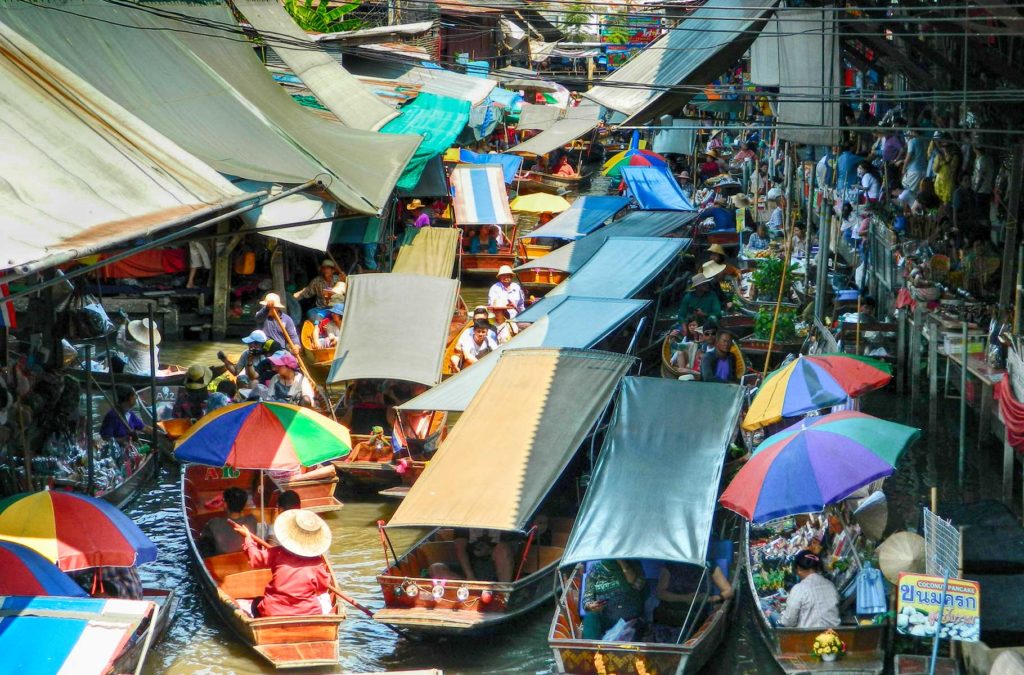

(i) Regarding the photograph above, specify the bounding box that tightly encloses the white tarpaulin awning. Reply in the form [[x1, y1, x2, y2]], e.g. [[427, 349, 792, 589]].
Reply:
[[0, 18, 243, 270], [232, 179, 336, 251], [508, 103, 600, 155], [772, 9, 841, 146], [233, 0, 398, 131], [585, 0, 777, 124]]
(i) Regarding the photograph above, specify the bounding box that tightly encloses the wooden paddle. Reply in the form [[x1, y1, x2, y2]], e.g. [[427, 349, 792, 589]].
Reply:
[[267, 306, 336, 418]]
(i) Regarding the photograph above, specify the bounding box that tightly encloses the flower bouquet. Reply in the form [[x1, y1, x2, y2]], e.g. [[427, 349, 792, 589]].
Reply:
[[812, 629, 846, 662]]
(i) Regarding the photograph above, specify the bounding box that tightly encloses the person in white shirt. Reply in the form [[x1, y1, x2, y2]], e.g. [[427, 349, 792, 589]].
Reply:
[[265, 351, 314, 407], [491, 307, 519, 345], [779, 550, 840, 629], [451, 320, 498, 372], [318, 304, 344, 348], [487, 265, 526, 318], [116, 318, 161, 375]]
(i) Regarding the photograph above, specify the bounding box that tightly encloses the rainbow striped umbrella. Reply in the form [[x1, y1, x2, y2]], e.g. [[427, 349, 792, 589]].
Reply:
[[174, 401, 352, 470], [0, 491, 156, 571], [0, 541, 87, 596], [720, 411, 920, 523], [742, 354, 892, 431]]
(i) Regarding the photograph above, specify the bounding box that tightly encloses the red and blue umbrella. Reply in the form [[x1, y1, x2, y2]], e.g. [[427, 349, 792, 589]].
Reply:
[[743, 354, 892, 431], [721, 411, 920, 523], [0, 541, 86, 596]]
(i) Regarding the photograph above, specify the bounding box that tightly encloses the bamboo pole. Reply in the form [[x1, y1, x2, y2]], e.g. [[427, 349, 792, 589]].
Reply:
[[268, 308, 335, 418]]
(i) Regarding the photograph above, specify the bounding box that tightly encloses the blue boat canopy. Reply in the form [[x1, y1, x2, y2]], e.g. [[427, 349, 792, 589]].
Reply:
[[621, 166, 697, 211], [522, 196, 630, 241], [517, 237, 686, 322], [397, 297, 649, 412], [516, 211, 696, 274], [561, 378, 744, 567]]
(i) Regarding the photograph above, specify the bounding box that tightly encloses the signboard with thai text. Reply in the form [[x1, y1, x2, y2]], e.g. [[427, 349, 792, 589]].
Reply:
[[896, 573, 980, 642]]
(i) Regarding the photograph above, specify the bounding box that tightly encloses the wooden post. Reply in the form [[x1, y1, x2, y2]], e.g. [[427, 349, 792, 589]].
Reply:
[[897, 308, 907, 394], [148, 304, 159, 460], [212, 224, 241, 340], [271, 244, 286, 305], [910, 303, 922, 399], [928, 316, 938, 399]]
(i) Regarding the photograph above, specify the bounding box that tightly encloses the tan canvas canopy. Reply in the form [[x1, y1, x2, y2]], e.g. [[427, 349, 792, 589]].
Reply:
[[391, 227, 461, 278], [388, 348, 635, 532]]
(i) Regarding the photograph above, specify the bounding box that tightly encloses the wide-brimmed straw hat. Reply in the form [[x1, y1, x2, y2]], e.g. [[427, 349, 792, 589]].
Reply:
[[127, 318, 161, 346], [678, 171, 690, 179], [496, 265, 515, 278], [732, 194, 752, 209], [702, 261, 726, 278], [689, 273, 714, 289], [407, 199, 425, 210], [707, 244, 727, 256], [184, 364, 213, 390], [273, 509, 332, 558], [260, 292, 286, 310]]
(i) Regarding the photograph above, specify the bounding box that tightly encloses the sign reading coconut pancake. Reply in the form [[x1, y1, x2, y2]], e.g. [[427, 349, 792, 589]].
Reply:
[[896, 573, 980, 642]]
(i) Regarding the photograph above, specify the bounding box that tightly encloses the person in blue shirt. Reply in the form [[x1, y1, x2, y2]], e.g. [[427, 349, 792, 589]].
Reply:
[[100, 385, 150, 442], [696, 195, 736, 232], [836, 144, 865, 193]]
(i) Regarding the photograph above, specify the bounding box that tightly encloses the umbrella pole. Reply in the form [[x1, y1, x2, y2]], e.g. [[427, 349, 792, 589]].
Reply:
[[260, 469, 266, 538]]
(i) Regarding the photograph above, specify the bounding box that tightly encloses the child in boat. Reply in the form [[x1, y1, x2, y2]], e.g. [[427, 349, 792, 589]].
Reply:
[[201, 487, 258, 556], [317, 303, 345, 349], [233, 509, 334, 617]]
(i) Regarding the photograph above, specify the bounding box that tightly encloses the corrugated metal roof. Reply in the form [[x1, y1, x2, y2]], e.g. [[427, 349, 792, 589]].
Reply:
[[312, 21, 435, 43]]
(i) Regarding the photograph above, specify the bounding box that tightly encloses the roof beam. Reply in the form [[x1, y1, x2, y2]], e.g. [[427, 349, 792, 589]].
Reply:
[[842, 24, 941, 88]]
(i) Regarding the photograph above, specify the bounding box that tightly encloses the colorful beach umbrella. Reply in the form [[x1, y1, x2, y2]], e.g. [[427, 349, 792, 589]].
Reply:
[[174, 401, 352, 470], [602, 148, 668, 178], [0, 491, 157, 571], [0, 541, 87, 596], [509, 192, 572, 213], [720, 411, 920, 523], [742, 354, 892, 431]]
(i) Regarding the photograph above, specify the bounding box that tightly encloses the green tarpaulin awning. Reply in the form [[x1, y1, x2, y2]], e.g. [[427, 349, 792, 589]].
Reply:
[[382, 92, 471, 191], [562, 377, 744, 567]]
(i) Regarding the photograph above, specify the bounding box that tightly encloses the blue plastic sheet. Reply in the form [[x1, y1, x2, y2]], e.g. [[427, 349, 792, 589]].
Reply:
[[458, 149, 523, 184], [621, 166, 696, 211]]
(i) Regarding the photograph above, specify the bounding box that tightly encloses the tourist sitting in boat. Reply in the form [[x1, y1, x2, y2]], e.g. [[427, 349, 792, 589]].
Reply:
[[255, 293, 300, 356], [71, 565, 144, 600], [317, 303, 345, 349], [774, 550, 840, 629], [233, 509, 334, 617], [700, 331, 740, 383], [580, 560, 647, 640], [172, 364, 213, 421], [265, 352, 313, 407], [468, 225, 500, 255], [747, 222, 771, 251], [552, 155, 577, 178], [345, 426, 394, 463], [201, 487, 258, 556], [207, 379, 239, 413], [292, 259, 338, 321], [115, 317, 160, 376], [100, 384, 151, 442], [429, 529, 515, 583], [451, 320, 498, 373], [677, 275, 722, 325], [218, 329, 280, 385], [650, 562, 733, 642], [491, 306, 519, 345], [488, 265, 527, 318]]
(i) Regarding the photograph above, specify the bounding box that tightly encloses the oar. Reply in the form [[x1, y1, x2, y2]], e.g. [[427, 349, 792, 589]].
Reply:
[[268, 307, 336, 418]]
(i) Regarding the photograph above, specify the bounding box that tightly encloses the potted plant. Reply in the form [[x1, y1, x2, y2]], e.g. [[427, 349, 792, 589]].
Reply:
[[750, 257, 798, 302], [812, 628, 846, 662], [753, 308, 797, 342]]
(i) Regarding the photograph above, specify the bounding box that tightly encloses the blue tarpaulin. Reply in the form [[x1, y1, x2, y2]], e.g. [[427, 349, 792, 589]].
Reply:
[[524, 196, 629, 240], [621, 166, 696, 211], [458, 149, 524, 184], [382, 92, 471, 190]]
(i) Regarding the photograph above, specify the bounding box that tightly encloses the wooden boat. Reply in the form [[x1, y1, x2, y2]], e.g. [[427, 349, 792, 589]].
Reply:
[[68, 364, 190, 387], [516, 266, 568, 293], [514, 171, 592, 196], [182, 464, 345, 669], [112, 587, 180, 673], [266, 464, 343, 514], [659, 335, 747, 380], [300, 320, 334, 381], [98, 449, 159, 509], [737, 335, 804, 371], [332, 410, 446, 492], [460, 223, 520, 276]]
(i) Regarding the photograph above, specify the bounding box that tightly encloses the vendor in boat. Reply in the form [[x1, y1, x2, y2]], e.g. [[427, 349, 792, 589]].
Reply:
[[747, 222, 771, 251], [115, 317, 160, 376], [217, 329, 280, 385], [100, 384, 152, 442], [317, 303, 345, 349], [776, 550, 840, 629], [430, 529, 515, 583], [677, 171, 695, 200], [552, 155, 578, 178], [580, 560, 647, 639], [292, 259, 339, 321], [695, 195, 737, 232], [490, 306, 519, 344], [488, 265, 527, 318], [255, 293, 301, 356], [345, 425, 393, 463], [201, 487, 258, 556], [407, 199, 432, 228], [172, 364, 213, 421], [677, 274, 722, 325], [766, 187, 785, 235], [700, 330, 740, 384], [265, 351, 314, 407], [469, 225, 499, 255], [451, 319, 498, 373], [233, 509, 334, 617], [650, 562, 733, 642]]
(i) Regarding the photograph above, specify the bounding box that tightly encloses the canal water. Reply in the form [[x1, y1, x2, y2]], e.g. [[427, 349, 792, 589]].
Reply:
[[135, 328, 1004, 673]]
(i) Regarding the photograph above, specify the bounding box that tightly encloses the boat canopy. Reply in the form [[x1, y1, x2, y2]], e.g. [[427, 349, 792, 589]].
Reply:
[[516, 237, 686, 322], [0, 595, 155, 674], [585, 0, 778, 124], [392, 227, 460, 278], [382, 92, 472, 191], [457, 149, 524, 183], [621, 166, 697, 211], [515, 211, 696, 274], [449, 165, 515, 226], [397, 297, 648, 412], [327, 274, 459, 385], [388, 349, 635, 532], [562, 378, 744, 567], [508, 103, 601, 156], [523, 196, 630, 241]]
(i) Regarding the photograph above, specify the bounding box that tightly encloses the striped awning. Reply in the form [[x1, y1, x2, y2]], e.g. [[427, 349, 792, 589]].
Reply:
[[449, 165, 514, 226]]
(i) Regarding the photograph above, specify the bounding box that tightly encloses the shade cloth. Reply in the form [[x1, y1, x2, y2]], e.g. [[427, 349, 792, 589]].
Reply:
[[772, 9, 841, 146], [232, 0, 397, 130], [0, 17, 244, 271], [996, 376, 1024, 453], [516, 211, 696, 274], [516, 237, 686, 322], [507, 103, 601, 156], [328, 274, 459, 385], [516, 102, 563, 131], [652, 118, 699, 155], [458, 149, 524, 183], [391, 227, 460, 278], [749, 15, 781, 86], [585, 0, 777, 124], [523, 196, 628, 241], [0, 596, 154, 675], [0, 0, 420, 215], [98, 249, 188, 280], [382, 92, 471, 191], [621, 166, 697, 211], [389, 348, 635, 531], [396, 156, 450, 198], [330, 217, 381, 245], [233, 179, 338, 251], [562, 378, 743, 567], [449, 165, 515, 225], [397, 297, 648, 412]]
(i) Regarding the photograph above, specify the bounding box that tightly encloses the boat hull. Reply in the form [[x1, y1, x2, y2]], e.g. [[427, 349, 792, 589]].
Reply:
[[99, 449, 159, 509]]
